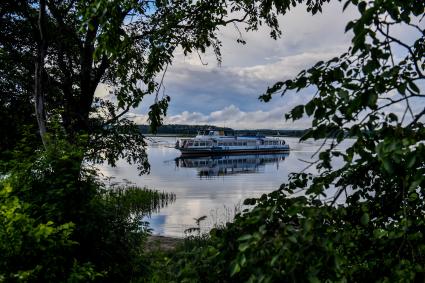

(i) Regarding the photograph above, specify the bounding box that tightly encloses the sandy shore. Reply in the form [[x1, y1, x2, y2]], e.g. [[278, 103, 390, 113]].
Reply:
[[146, 235, 183, 251]]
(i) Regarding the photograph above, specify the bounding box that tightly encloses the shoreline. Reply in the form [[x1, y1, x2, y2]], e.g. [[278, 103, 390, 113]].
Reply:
[[146, 235, 183, 251]]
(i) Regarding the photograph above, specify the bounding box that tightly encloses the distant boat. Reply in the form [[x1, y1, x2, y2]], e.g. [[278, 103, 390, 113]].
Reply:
[[175, 130, 289, 155]]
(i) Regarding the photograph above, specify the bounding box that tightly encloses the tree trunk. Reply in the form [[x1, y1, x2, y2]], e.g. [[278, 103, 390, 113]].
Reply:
[[34, 0, 47, 148]]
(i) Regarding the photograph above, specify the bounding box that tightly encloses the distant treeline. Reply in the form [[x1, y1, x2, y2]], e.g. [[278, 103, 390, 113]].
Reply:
[[138, 124, 308, 137]]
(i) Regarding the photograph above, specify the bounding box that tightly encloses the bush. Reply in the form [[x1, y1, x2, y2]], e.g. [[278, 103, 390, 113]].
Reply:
[[0, 183, 100, 282], [151, 187, 425, 282], [3, 139, 174, 282]]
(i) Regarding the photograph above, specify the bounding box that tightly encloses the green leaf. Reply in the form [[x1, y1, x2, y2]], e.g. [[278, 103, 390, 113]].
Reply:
[[382, 159, 394, 174], [308, 275, 321, 283], [238, 243, 250, 252], [408, 81, 420, 94], [237, 234, 253, 241], [343, 0, 351, 11], [291, 105, 304, 120], [358, 1, 367, 13], [305, 101, 316, 116], [288, 235, 297, 243], [360, 213, 369, 226], [388, 113, 398, 122], [406, 154, 416, 169], [230, 262, 241, 276], [373, 229, 388, 239]]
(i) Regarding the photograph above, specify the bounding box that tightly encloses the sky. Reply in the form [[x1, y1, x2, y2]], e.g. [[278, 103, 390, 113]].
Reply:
[[97, 1, 423, 130]]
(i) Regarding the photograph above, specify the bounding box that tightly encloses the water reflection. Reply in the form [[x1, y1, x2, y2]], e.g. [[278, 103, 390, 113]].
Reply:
[[175, 153, 290, 178], [100, 137, 353, 237]]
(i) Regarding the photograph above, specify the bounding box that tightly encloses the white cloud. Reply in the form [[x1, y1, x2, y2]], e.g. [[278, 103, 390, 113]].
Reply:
[[129, 104, 310, 129], [128, 1, 360, 121], [112, 2, 423, 130]]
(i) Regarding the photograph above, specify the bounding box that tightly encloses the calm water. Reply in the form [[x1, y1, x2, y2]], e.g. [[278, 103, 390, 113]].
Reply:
[[99, 136, 350, 237]]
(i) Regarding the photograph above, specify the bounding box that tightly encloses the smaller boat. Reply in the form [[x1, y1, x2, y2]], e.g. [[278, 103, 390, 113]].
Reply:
[[175, 130, 289, 155]]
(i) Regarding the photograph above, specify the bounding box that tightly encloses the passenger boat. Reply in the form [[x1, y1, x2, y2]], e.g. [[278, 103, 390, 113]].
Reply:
[[175, 130, 289, 155]]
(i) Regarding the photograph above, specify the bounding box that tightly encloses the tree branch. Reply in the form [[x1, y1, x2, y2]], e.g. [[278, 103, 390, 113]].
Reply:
[[407, 107, 425, 128], [377, 25, 425, 79]]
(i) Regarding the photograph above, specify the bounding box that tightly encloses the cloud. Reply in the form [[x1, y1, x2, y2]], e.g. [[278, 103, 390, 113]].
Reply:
[[127, 2, 360, 124], [132, 49, 340, 119], [112, 2, 423, 130], [130, 104, 310, 129]]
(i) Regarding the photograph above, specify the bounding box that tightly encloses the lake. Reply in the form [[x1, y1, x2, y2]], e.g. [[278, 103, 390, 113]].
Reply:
[[99, 136, 350, 237]]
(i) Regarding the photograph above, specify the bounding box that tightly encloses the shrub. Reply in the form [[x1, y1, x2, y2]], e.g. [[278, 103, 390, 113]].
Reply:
[[0, 183, 100, 282], [3, 139, 174, 282]]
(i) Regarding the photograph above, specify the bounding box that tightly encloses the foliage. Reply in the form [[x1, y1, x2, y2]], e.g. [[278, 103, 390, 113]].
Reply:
[[152, 0, 425, 282], [3, 137, 174, 282], [0, 183, 101, 282], [184, 215, 208, 237], [148, 232, 213, 283]]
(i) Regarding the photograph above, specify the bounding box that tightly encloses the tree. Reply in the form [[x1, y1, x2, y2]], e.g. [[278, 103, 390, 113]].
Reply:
[[153, 0, 425, 281], [1, 0, 290, 175]]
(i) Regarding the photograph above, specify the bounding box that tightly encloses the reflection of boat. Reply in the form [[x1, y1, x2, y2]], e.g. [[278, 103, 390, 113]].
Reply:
[[175, 153, 289, 177], [175, 130, 289, 155]]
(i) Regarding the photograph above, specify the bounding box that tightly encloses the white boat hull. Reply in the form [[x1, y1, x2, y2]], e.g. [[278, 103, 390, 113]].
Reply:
[[177, 144, 290, 155]]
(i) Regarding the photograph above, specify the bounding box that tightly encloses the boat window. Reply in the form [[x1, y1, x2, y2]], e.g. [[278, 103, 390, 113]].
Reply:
[[194, 142, 199, 147], [200, 142, 205, 147]]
